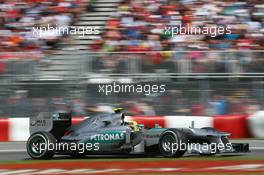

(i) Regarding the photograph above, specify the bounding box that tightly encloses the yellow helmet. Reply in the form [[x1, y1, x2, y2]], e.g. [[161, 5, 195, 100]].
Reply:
[[128, 120, 140, 132], [114, 108, 124, 113]]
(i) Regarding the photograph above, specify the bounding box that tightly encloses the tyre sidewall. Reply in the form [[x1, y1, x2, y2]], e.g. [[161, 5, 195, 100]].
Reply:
[[27, 132, 55, 159], [158, 129, 187, 157]]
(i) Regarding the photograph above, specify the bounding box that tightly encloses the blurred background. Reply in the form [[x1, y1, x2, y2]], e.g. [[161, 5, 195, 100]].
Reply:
[[0, 0, 264, 117]]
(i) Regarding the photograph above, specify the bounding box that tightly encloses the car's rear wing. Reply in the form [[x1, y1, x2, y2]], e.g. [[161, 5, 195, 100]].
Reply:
[[30, 112, 72, 139]]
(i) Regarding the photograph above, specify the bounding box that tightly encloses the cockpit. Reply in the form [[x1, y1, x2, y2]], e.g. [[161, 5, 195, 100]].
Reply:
[[71, 112, 140, 132]]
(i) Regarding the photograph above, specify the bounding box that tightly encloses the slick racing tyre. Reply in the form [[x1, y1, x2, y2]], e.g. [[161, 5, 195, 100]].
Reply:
[[158, 129, 187, 157], [27, 131, 56, 159]]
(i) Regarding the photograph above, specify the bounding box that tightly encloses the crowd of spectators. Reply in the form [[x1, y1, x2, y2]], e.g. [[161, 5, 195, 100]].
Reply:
[[0, 0, 263, 118], [92, 0, 264, 52], [89, 0, 264, 75], [0, 0, 82, 54], [41, 92, 263, 116], [0, 0, 263, 75], [0, 86, 262, 117]]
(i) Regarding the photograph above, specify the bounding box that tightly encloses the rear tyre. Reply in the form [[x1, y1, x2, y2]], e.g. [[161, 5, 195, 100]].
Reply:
[[158, 129, 187, 157], [27, 131, 56, 159]]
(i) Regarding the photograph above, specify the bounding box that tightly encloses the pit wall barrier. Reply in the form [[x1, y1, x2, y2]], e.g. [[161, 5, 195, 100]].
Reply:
[[0, 113, 263, 141], [247, 111, 264, 138]]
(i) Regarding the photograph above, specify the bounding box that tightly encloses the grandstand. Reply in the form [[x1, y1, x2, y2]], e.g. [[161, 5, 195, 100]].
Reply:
[[0, 0, 263, 117]]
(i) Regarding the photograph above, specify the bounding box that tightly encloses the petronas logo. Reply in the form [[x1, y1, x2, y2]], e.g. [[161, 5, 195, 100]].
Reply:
[[91, 133, 125, 141]]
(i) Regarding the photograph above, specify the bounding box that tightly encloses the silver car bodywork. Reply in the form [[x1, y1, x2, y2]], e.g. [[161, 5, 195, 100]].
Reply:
[[28, 111, 249, 158]]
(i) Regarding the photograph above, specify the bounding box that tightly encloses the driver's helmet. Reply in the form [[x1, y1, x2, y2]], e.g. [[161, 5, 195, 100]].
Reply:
[[128, 120, 140, 132]]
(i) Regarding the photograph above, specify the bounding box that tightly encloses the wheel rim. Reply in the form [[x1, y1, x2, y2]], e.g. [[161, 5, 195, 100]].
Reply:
[[29, 135, 47, 156], [161, 134, 177, 153]]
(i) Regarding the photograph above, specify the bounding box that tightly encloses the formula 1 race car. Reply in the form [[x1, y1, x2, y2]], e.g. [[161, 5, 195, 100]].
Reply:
[[27, 109, 249, 159]]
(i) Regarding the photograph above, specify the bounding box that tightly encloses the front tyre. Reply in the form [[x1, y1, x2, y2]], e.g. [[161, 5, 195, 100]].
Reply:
[[26, 132, 56, 159], [158, 129, 187, 157]]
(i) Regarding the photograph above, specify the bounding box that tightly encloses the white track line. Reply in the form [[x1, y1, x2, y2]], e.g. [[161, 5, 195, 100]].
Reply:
[[250, 147, 264, 150]]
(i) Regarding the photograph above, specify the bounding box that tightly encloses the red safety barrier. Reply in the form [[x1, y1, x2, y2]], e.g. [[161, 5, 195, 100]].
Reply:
[[0, 118, 9, 141], [0, 115, 254, 142], [212, 114, 250, 138], [132, 116, 165, 128]]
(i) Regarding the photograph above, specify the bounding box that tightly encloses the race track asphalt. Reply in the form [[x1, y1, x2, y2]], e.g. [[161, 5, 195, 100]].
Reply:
[[0, 140, 263, 161]]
